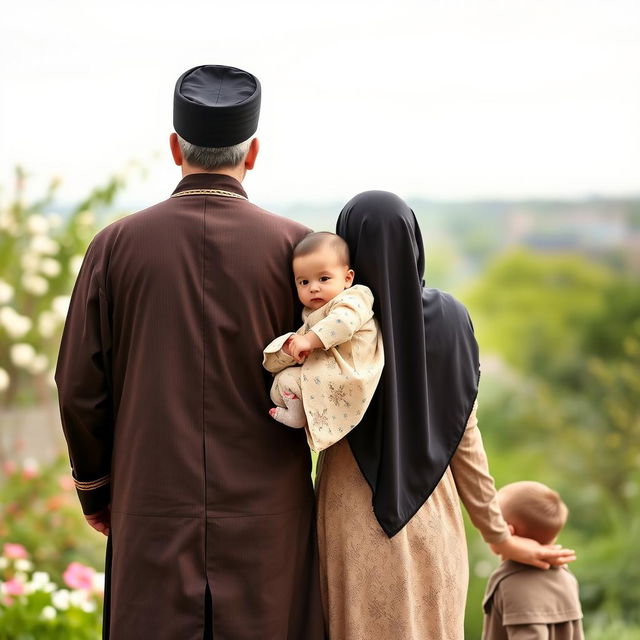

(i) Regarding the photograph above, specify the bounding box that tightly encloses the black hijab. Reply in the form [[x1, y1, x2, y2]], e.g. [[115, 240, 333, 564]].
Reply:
[[336, 191, 480, 538]]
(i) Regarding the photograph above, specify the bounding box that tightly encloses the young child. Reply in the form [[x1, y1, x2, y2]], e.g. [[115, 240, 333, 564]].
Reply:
[[262, 232, 384, 452], [482, 481, 584, 640]]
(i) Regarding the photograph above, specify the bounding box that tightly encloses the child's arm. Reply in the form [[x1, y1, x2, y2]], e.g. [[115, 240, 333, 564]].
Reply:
[[308, 286, 374, 351], [263, 332, 299, 373]]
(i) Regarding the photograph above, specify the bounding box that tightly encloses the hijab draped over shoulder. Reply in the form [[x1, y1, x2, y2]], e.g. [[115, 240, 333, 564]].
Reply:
[[336, 191, 480, 537]]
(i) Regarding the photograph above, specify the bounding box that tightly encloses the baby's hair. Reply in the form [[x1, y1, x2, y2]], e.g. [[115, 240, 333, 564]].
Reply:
[[497, 481, 569, 545], [293, 232, 350, 267]]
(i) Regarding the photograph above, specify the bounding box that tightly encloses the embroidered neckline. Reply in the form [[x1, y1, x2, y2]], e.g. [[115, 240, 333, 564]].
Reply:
[[171, 188, 248, 200]]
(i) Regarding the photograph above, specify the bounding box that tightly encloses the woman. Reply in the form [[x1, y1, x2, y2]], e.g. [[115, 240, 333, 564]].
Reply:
[[315, 191, 575, 639]]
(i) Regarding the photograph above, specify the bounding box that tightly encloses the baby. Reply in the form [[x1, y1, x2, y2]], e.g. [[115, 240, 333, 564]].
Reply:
[[262, 232, 384, 452], [482, 481, 584, 640]]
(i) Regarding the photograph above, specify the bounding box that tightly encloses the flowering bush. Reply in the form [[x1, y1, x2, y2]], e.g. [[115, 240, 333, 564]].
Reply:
[[0, 543, 102, 639], [0, 167, 128, 409], [0, 455, 105, 581]]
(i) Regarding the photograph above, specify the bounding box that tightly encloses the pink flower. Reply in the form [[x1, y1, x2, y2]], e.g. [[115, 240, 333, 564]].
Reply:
[[63, 562, 95, 590], [58, 475, 75, 492], [3, 578, 25, 596], [2, 461, 16, 475], [3, 543, 28, 559]]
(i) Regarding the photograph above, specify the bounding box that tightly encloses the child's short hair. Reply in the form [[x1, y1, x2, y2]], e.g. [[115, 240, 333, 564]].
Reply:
[[497, 481, 568, 545], [293, 232, 350, 267]]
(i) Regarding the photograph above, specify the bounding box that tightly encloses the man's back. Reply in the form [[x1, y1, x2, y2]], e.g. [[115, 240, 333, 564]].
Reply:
[[56, 172, 325, 639]]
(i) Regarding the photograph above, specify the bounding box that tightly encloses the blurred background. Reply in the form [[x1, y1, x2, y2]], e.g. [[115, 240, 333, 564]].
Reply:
[[1, 1, 638, 637]]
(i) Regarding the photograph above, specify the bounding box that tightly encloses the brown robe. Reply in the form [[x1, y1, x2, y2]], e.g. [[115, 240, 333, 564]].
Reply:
[[55, 172, 325, 640], [482, 560, 584, 640]]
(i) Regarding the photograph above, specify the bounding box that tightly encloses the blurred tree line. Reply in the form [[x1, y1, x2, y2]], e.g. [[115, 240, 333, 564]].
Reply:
[[461, 250, 640, 638]]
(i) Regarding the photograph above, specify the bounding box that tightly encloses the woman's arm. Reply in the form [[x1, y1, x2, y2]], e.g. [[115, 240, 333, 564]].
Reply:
[[451, 403, 576, 569], [450, 402, 510, 544]]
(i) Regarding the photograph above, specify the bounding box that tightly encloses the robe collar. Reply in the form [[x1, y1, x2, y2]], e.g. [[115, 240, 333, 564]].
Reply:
[[482, 560, 564, 612], [171, 172, 249, 199]]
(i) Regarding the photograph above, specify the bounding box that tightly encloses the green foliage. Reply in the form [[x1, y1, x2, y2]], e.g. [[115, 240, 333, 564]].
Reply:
[[464, 250, 613, 387], [461, 249, 640, 636]]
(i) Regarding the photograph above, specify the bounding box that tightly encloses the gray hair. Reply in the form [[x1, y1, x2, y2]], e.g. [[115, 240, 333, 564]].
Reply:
[[177, 135, 252, 170]]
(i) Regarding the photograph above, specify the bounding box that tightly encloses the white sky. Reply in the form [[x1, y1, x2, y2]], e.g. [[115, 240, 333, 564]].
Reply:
[[1, 0, 639, 208]]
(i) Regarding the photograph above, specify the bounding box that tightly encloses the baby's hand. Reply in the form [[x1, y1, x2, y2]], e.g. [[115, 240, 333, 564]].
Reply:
[[282, 336, 295, 357], [288, 334, 314, 363]]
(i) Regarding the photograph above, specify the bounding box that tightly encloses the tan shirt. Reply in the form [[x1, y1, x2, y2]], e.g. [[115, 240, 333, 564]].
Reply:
[[263, 284, 384, 452], [482, 560, 584, 640]]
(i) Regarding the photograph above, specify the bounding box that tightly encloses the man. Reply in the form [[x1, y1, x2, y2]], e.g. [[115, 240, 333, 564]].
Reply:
[[55, 64, 325, 640]]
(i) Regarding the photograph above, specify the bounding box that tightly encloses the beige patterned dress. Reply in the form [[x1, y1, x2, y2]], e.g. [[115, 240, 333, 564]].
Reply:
[[316, 402, 509, 640]]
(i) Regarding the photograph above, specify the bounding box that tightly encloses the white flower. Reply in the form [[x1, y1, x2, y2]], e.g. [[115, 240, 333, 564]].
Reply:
[[21, 251, 41, 273], [76, 210, 95, 227], [0, 280, 13, 304], [31, 571, 51, 590], [69, 589, 89, 608], [92, 572, 105, 592], [52, 589, 71, 610], [29, 353, 49, 375], [41, 605, 57, 621], [15, 559, 33, 572], [52, 296, 71, 319], [14, 571, 28, 584], [0, 557, 8, 569], [40, 258, 62, 278], [26, 214, 50, 235], [22, 457, 39, 475], [0, 307, 33, 338], [69, 255, 85, 277], [38, 311, 60, 338], [10, 343, 36, 368], [0, 368, 9, 392], [30, 235, 59, 256], [22, 274, 49, 296], [81, 600, 97, 613]]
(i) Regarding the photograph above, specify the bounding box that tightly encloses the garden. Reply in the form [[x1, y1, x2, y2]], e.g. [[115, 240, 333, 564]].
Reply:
[[1, 168, 639, 637]]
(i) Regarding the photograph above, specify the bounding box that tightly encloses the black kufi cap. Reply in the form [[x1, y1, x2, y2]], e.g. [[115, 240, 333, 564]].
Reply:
[[173, 65, 261, 148]]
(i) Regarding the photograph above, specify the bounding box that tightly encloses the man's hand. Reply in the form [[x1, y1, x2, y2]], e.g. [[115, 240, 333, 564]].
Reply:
[[490, 535, 576, 570], [86, 505, 111, 537], [286, 332, 323, 364]]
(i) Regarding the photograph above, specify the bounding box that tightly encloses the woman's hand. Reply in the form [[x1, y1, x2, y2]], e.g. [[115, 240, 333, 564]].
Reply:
[[490, 534, 576, 570]]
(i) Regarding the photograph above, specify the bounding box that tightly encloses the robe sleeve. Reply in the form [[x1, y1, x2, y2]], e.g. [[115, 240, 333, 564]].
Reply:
[[310, 286, 374, 350], [55, 238, 113, 515], [262, 331, 298, 373], [450, 402, 510, 544]]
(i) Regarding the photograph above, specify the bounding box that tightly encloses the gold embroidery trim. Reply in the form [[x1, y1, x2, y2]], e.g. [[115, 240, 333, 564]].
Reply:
[[74, 474, 110, 491], [170, 189, 248, 200]]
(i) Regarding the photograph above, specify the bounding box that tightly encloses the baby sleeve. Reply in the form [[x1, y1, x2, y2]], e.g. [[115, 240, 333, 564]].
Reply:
[[310, 285, 374, 350], [262, 331, 298, 373]]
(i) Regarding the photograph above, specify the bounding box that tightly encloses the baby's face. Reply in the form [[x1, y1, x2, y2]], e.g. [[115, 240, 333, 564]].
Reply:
[[293, 245, 354, 311]]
